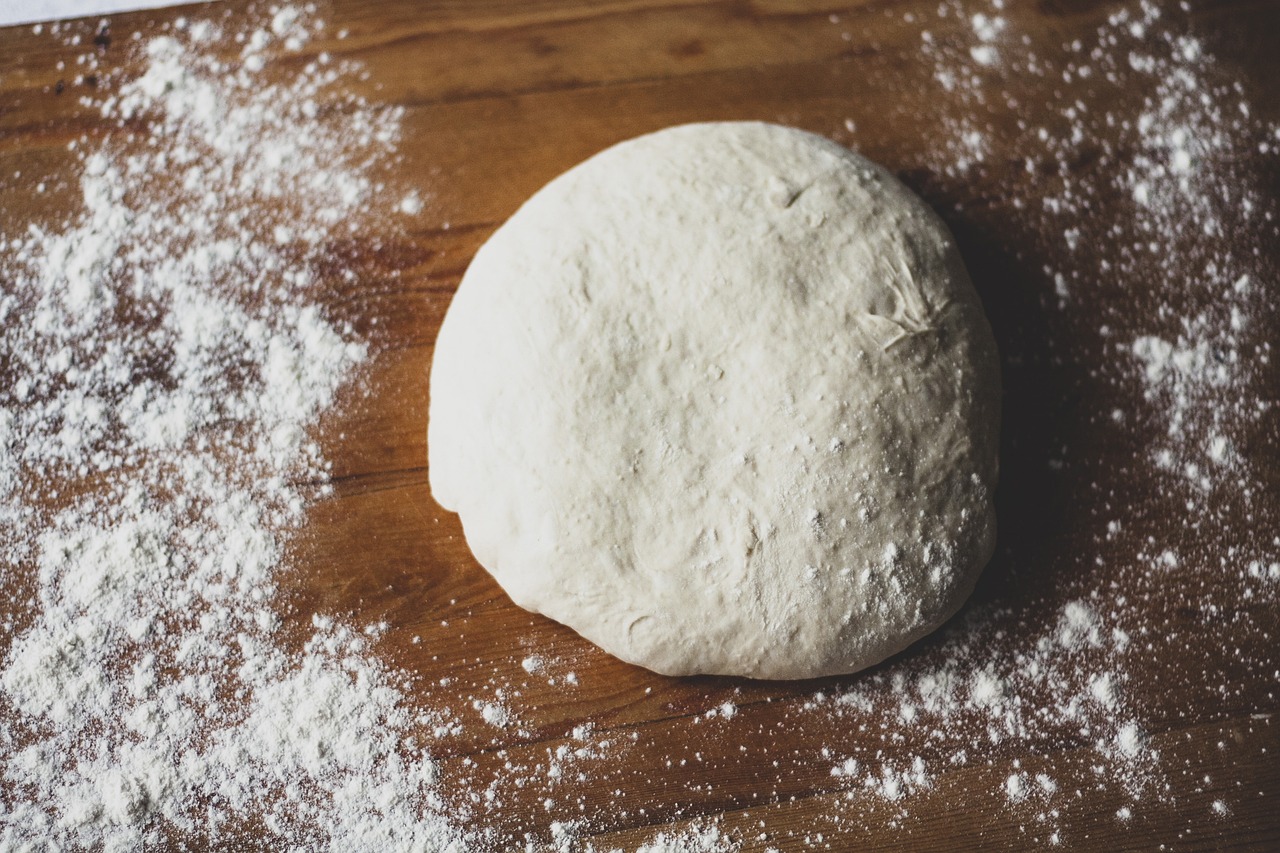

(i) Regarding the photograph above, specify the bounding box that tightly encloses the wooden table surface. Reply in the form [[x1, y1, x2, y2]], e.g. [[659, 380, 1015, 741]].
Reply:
[[2, 0, 1278, 850]]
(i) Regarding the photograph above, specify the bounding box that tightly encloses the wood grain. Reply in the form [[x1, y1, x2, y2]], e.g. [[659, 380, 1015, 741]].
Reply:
[[1, 0, 1278, 849]]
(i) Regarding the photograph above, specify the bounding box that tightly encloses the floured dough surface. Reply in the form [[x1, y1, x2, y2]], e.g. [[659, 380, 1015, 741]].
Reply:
[[428, 121, 1000, 679]]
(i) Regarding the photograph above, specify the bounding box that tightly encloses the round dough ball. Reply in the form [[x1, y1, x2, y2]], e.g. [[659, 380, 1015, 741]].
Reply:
[[428, 121, 1000, 679]]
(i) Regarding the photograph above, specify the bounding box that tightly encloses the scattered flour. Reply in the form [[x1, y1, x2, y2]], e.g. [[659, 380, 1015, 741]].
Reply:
[[541, 821, 735, 853], [0, 8, 486, 851], [632, 825, 738, 853], [821, 597, 1156, 823], [477, 699, 512, 729]]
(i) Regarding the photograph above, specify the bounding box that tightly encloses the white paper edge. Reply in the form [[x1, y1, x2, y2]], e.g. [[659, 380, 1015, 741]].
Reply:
[[1, 1, 215, 28]]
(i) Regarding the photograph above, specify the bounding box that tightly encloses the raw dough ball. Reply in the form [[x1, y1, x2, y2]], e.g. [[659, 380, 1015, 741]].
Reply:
[[428, 122, 1000, 679]]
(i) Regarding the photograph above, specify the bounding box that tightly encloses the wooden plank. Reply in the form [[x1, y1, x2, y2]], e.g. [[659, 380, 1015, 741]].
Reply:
[[1, 0, 1278, 849]]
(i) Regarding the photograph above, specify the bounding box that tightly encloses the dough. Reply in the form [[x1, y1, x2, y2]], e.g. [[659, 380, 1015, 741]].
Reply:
[[428, 122, 1000, 679]]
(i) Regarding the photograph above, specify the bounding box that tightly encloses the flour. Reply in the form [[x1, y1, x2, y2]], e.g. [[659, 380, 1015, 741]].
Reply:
[[543, 822, 735, 853], [632, 825, 737, 853], [477, 699, 511, 729], [916, 0, 1275, 503], [820, 597, 1153, 818], [967, 11, 1004, 68], [0, 8, 465, 852]]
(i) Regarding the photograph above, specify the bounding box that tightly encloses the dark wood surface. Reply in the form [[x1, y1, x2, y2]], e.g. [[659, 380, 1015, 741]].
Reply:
[[2, 0, 1278, 849]]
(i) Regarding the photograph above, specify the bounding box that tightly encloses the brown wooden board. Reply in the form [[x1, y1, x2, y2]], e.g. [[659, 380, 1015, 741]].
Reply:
[[1, 0, 1278, 850]]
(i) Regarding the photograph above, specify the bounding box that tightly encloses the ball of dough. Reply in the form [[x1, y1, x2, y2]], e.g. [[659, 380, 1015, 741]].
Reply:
[[428, 121, 1000, 679]]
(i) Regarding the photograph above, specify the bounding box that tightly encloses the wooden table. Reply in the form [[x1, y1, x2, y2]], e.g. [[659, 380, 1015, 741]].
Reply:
[[2, 0, 1278, 849]]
